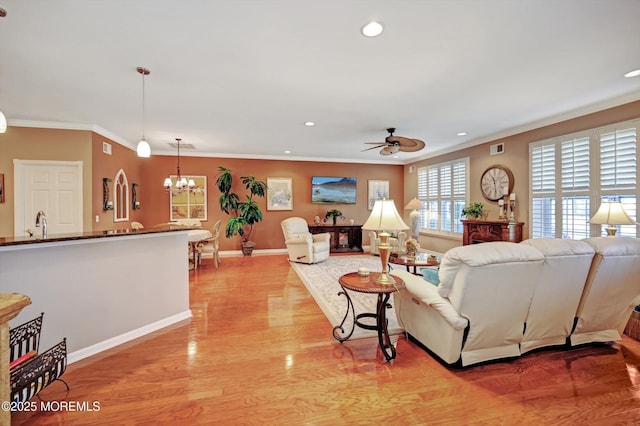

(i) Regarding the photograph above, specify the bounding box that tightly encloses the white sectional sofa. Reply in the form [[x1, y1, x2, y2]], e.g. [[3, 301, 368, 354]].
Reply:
[[391, 237, 640, 367]]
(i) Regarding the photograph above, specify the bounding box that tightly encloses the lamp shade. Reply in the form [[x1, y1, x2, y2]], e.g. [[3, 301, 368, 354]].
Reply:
[[590, 202, 636, 226], [404, 197, 422, 210], [362, 199, 409, 231]]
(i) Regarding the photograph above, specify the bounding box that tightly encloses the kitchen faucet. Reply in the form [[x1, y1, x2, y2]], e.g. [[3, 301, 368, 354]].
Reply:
[[35, 211, 47, 238]]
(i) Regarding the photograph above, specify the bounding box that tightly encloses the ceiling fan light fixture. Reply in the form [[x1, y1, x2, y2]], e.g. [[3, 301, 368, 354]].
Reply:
[[361, 21, 383, 37]]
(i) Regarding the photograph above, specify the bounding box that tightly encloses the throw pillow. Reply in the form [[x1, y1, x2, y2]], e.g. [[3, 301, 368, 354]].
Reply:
[[421, 267, 440, 286]]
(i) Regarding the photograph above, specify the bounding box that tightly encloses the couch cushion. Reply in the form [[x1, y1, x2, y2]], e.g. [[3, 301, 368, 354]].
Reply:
[[521, 237, 595, 257], [437, 242, 544, 299]]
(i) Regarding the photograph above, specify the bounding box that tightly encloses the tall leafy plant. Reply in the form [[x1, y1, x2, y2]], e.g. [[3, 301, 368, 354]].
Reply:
[[215, 166, 267, 245]]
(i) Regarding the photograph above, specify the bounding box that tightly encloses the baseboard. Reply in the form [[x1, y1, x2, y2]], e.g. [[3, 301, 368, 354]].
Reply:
[[201, 248, 288, 258], [67, 310, 193, 364]]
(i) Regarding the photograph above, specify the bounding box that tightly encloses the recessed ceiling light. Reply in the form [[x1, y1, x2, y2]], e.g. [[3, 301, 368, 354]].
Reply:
[[624, 69, 640, 78], [457, 132, 468, 136], [284, 150, 291, 154], [361, 21, 383, 37], [304, 121, 315, 127]]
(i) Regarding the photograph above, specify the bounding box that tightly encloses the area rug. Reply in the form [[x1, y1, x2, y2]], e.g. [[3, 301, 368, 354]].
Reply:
[[290, 255, 404, 339]]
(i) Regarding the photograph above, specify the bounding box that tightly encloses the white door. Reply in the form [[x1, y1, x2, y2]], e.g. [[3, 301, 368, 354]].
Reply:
[[13, 160, 83, 237]]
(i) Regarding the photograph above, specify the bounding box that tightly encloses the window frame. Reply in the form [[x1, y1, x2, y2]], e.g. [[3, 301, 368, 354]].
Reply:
[[529, 119, 639, 239], [417, 157, 469, 238]]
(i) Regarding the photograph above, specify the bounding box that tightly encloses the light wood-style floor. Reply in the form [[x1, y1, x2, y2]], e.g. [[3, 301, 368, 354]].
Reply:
[[12, 253, 640, 425]]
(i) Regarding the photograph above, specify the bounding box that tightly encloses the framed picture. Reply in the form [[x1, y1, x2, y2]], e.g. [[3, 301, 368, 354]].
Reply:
[[367, 179, 389, 210], [267, 177, 293, 211], [169, 175, 208, 221], [0, 174, 4, 203]]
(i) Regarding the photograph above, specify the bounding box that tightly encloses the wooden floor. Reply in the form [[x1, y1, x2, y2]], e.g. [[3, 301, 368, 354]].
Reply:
[[12, 253, 640, 425]]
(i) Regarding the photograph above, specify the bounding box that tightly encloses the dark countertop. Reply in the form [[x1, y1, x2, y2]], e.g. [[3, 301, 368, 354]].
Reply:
[[0, 227, 186, 248]]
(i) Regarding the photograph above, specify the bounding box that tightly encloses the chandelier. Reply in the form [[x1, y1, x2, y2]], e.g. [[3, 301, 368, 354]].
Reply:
[[163, 138, 195, 193]]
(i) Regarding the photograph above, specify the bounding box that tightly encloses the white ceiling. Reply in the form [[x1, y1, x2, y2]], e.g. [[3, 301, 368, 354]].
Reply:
[[1, 0, 639, 164]]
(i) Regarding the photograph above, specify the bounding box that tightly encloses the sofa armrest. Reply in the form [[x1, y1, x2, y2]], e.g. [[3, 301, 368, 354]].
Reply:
[[312, 233, 330, 243], [285, 235, 312, 245], [391, 270, 468, 330]]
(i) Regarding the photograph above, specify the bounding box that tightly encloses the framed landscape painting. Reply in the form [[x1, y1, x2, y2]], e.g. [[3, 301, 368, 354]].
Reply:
[[267, 177, 293, 210]]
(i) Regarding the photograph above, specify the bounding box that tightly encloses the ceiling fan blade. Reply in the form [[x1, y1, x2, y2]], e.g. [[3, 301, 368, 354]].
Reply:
[[362, 145, 384, 152], [364, 142, 387, 145], [398, 138, 425, 152]]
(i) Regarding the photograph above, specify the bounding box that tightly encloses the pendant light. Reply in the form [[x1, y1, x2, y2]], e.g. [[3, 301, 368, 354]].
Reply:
[[136, 67, 151, 157], [0, 111, 6, 133], [0, 10, 6, 133], [164, 138, 195, 193]]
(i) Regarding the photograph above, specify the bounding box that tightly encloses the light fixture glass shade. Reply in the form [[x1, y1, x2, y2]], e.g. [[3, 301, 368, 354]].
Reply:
[[188, 179, 196, 188], [136, 138, 151, 158], [163, 177, 172, 188], [590, 201, 636, 236], [0, 111, 7, 133]]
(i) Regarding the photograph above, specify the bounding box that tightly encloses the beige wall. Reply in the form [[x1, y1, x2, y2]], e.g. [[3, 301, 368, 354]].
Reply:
[[1, 129, 404, 251], [0, 127, 93, 236], [3, 99, 638, 252], [139, 157, 404, 251], [407, 100, 640, 254]]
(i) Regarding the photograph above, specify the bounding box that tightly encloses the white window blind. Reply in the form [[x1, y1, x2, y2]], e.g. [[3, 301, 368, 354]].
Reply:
[[417, 158, 468, 235], [530, 120, 639, 239]]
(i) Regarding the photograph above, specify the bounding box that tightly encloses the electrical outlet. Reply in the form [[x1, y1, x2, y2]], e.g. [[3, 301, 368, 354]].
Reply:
[[95, 215, 99, 223]]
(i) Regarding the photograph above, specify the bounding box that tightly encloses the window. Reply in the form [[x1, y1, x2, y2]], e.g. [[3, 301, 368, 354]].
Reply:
[[530, 119, 638, 239], [417, 158, 469, 235]]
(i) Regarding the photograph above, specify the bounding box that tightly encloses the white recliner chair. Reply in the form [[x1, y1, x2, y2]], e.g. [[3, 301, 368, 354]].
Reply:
[[281, 217, 331, 264], [369, 231, 407, 255]]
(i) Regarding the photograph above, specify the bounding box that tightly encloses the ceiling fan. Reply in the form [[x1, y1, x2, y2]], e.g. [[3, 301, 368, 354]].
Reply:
[[362, 128, 425, 156]]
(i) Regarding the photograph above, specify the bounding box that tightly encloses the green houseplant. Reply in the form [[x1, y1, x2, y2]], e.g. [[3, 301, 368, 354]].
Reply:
[[215, 166, 267, 256], [325, 209, 343, 225], [462, 202, 485, 220]]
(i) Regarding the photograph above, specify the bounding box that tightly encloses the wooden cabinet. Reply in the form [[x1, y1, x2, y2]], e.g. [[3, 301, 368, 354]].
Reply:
[[462, 220, 524, 245], [309, 224, 363, 253]]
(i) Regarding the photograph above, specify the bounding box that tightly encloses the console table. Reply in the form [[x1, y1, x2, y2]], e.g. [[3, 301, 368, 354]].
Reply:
[[309, 224, 363, 253], [462, 220, 524, 245]]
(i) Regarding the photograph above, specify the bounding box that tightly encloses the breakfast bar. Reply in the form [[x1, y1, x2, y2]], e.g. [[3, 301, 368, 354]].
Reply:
[[0, 228, 192, 364]]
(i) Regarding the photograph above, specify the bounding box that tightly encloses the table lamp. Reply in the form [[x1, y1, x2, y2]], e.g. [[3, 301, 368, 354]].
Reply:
[[590, 201, 637, 236], [362, 199, 409, 285], [404, 197, 423, 239]]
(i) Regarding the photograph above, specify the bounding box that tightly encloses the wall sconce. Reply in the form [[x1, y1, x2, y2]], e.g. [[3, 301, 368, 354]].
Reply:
[[132, 183, 141, 209], [103, 178, 113, 211]]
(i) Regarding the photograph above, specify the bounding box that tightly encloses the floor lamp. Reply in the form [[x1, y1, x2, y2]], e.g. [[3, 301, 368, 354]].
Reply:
[[404, 197, 422, 239], [362, 199, 410, 285], [590, 201, 637, 236]]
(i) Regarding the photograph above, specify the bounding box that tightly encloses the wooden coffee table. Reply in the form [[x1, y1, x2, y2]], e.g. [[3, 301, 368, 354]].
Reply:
[[389, 252, 440, 275], [333, 272, 405, 361]]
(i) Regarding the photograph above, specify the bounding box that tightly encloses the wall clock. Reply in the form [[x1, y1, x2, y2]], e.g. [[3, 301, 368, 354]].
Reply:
[[480, 165, 514, 201]]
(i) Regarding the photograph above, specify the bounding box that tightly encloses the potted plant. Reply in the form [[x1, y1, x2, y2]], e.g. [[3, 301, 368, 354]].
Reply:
[[462, 202, 485, 220], [215, 166, 267, 256], [325, 209, 343, 225]]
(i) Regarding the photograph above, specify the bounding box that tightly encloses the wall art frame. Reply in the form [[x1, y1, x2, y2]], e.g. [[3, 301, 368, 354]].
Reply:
[[367, 179, 389, 210], [267, 177, 293, 211]]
